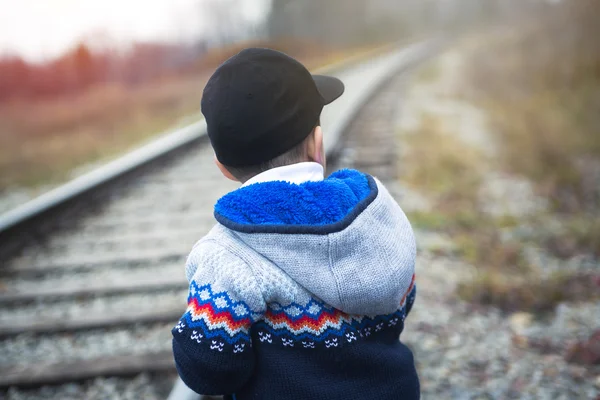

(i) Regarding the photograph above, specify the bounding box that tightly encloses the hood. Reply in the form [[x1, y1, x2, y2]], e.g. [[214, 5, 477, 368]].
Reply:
[[214, 169, 416, 316]]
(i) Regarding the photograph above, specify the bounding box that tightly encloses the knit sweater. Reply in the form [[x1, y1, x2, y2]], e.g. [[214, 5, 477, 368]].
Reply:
[[171, 169, 419, 399]]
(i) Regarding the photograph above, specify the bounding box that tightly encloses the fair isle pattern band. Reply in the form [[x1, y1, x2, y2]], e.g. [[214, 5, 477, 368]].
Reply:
[[177, 274, 415, 351], [181, 282, 257, 344], [257, 275, 416, 347]]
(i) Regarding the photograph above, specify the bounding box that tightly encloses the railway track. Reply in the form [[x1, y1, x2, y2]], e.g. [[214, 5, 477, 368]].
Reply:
[[0, 41, 436, 399]]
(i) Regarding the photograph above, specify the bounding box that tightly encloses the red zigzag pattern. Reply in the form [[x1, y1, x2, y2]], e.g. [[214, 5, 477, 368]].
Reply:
[[187, 273, 415, 338]]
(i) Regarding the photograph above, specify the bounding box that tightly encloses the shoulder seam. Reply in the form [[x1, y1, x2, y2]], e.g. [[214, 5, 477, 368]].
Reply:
[[327, 234, 345, 313]]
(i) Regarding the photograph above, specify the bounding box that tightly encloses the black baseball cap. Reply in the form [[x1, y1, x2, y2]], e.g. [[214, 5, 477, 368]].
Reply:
[[201, 47, 345, 167]]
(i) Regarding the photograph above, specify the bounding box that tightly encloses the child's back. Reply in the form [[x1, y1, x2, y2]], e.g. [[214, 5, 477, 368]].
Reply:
[[172, 48, 419, 400]]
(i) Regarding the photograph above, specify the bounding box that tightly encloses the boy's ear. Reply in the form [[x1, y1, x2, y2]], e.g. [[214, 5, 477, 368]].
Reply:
[[215, 157, 239, 182], [309, 126, 326, 167]]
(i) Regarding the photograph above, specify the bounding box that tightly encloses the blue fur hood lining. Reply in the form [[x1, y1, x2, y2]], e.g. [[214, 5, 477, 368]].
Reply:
[[214, 169, 375, 234]]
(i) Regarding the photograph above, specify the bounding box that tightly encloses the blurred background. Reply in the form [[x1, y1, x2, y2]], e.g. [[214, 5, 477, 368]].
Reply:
[[0, 0, 598, 397], [0, 0, 556, 204]]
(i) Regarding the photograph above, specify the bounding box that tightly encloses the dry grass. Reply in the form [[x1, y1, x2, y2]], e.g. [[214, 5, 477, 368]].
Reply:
[[408, 1, 600, 312], [401, 112, 598, 313], [402, 117, 483, 213], [465, 1, 600, 258], [457, 271, 600, 313], [0, 40, 366, 190], [0, 76, 207, 188], [402, 117, 528, 272], [545, 218, 600, 259]]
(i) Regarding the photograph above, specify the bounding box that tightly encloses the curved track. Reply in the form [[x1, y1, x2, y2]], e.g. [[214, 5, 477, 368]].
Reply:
[[0, 42, 435, 399]]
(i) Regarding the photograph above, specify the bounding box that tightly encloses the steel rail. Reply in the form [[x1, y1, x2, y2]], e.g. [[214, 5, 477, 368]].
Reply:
[[0, 41, 409, 236]]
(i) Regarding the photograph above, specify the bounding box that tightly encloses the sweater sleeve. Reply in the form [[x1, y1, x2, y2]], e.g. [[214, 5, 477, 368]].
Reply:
[[405, 282, 416, 317], [171, 239, 266, 396], [403, 273, 417, 319]]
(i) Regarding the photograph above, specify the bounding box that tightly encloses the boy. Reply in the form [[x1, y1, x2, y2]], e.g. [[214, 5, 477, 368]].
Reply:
[[172, 48, 419, 400]]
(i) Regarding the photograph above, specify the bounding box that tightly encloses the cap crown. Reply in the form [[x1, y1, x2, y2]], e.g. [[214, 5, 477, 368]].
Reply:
[[201, 48, 324, 167]]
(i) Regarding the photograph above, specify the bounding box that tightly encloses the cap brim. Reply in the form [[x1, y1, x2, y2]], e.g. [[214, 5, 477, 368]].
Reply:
[[313, 75, 345, 105]]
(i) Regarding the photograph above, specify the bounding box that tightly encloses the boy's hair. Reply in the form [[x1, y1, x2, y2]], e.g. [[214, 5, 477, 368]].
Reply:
[[224, 119, 320, 182]]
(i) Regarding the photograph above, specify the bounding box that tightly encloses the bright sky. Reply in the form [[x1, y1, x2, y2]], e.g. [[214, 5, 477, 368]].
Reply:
[[0, 0, 270, 62]]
